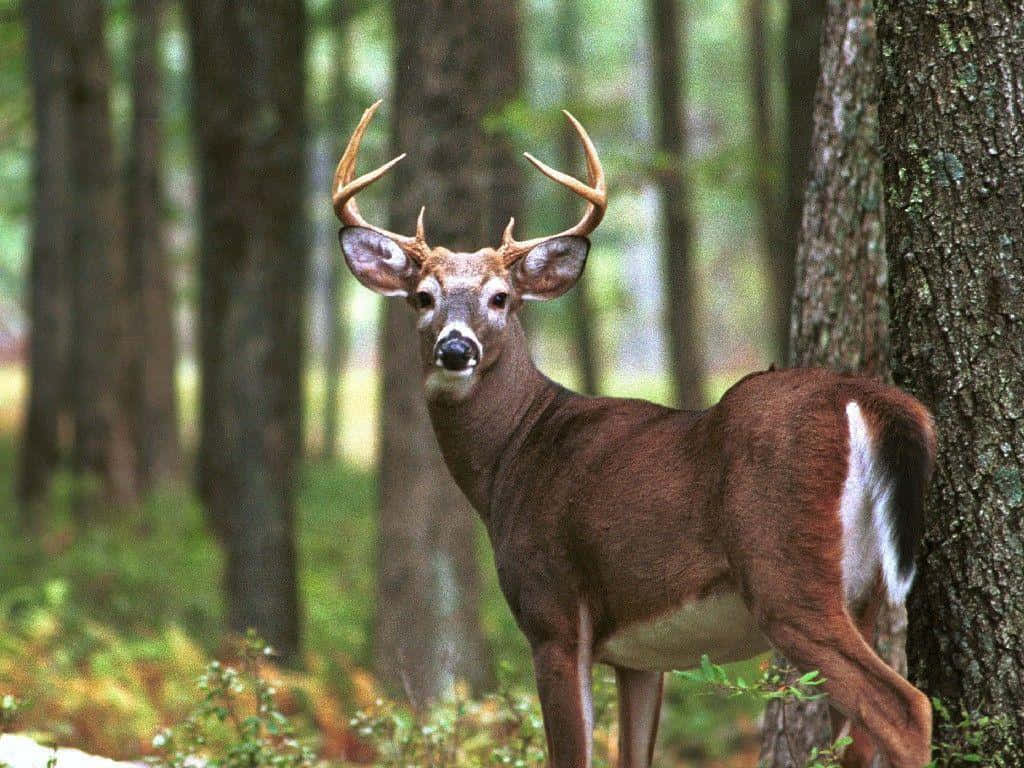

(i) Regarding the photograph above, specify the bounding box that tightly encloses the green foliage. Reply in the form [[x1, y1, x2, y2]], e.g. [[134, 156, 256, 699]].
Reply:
[[677, 654, 826, 703], [150, 631, 317, 768], [928, 697, 1011, 768]]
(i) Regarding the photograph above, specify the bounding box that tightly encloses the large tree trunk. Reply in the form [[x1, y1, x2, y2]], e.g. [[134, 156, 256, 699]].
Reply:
[[557, 0, 600, 395], [186, 0, 307, 663], [126, 0, 179, 491], [878, 0, 1024, 757], [19, 0, 72, 525], [376, 0, 513, 704], [648, 0, 705, 410], [760, 1, 894, 763], [776, 0, 825, 365], [61, 0, 137, 511]]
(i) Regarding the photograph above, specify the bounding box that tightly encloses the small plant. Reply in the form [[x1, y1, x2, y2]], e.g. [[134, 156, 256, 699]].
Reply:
[[928, 697, 1011, 768], [149, 630, 317, 768]]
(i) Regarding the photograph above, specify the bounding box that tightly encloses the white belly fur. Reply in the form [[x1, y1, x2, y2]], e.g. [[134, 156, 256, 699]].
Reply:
[[596, 592, 770, 671]]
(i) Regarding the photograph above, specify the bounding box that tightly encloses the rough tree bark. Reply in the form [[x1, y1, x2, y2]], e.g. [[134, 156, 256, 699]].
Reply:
[[776, 0, 826, 365], [878, 0, 1024, 758], [760, 1, 901, 763], [375, 0, 504, 703], [186, 0, 307, 662], [126, 0, 179, 490], [320, 1, 355, 461], [557, 0, 600, 395], [648, 0, 705, 410], [61, 0, 137, 511], [19, 0, 72, 524]]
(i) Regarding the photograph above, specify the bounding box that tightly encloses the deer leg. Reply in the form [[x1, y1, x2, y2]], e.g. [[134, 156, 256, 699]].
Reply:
[[760, 607, 931, 768], [533, 639, 594, 768], [614, 667, 663, 768]]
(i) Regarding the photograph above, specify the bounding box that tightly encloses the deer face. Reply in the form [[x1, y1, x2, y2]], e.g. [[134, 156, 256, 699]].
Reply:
[[333, 101, 604, 400], [340, 230, 589, 398]]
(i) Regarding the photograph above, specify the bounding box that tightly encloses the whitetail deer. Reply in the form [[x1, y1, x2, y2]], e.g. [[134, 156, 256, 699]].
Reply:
[[333, 101, 935, 768]]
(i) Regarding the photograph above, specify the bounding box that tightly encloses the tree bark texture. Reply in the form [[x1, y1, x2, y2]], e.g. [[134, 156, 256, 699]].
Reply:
[[648, 0, 706, 410], [377, 0, 524, 704], [126, 0, 179, 490], [19, 0, 72, 522], [878, 0, 1024, 757], [186, 0, 307, 663], [778, 0, 826, 365], [61, 0, 137, 510], [761, 1, 901, 764], [320, 2, 355, 461], [558, 0, 600, 395]]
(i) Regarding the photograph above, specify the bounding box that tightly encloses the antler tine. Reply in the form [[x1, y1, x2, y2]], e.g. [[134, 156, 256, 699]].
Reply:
[[501, 110, 607, 265], [332, 100, 428, 256]]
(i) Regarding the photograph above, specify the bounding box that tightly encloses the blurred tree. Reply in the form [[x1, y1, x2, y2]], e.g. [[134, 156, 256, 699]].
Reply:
[[773, 0, 825, 364], [320, 1, 356, 461], [125, 0, 180, 490], [558, 0, 601, 395], [376, 0, 520, 703], [879, 0, 1024, 757], [186, 0, 307, 662], [62, 0, 138, 510], [759, 0, 893, 762], [19, 0, 72, 524], [648, 0, 705, 410]]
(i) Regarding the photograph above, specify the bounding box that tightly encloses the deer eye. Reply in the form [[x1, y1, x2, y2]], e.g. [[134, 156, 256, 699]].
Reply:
[[490, 292, 509, 310], [415, 291, 434, 310]]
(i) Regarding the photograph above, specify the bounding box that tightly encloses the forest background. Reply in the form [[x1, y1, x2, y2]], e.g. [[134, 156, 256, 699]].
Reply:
[[1, 0, 1022, 765]]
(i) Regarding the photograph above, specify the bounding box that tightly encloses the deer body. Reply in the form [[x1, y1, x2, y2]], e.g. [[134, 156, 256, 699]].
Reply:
[[334, 102, 935, 768]]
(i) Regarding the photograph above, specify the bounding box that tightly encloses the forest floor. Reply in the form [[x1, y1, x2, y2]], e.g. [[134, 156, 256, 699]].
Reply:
[[0, 363, 766, 766]]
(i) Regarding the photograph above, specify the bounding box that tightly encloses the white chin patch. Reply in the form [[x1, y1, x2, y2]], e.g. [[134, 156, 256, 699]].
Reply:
[[425, 368, 478, 400]]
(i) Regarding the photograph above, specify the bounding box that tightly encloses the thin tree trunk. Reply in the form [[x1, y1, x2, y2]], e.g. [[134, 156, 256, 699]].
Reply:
[[778, 0, 825, 365], [879, 0, 1024, 757], [376, 0, 508, 704], [761, 1, 894, 763], [62, 0, 137, 511], [186, 0, 307, 663], [558, 0, 600, 395], [320, 2, 354, 461], [19, 0, 72, 525], [126, 0, 179, 490], [648, 0, 705, 410], [747, 0, 787, 366]]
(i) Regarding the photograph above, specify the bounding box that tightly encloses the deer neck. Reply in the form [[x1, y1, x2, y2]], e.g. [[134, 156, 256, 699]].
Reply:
[[425, 315, 559, 518]]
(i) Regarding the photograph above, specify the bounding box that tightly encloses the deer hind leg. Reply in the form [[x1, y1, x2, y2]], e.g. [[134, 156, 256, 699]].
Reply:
[[614, 667, 663, 768], [760, 603, 931, 768]]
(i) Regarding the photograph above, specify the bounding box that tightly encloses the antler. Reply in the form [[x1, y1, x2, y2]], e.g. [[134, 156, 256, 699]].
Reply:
[[500, 110, 607, 266], [332, 100, 429, 261]]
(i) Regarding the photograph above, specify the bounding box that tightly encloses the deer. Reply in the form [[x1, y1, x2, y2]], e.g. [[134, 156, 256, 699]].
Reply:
[[332, 101, 935, 768]]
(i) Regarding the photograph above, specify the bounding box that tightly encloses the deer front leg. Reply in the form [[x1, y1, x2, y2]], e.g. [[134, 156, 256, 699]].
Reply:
[[533, 639, 594, 768], [614, 667, 663, 768]]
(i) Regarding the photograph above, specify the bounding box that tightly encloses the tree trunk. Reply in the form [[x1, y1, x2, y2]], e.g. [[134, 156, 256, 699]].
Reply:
[[761, 1, 894, 763], [376, 0, 510, 704], [557, 0, 601, 396], [126, 0, 179, 490], [648, 0, 705, 410], [320, 2, 354, 461], [19, 0, 72, 525], [747, 0, 787, 366], [61, 0, 137, 511], [777, 0, 825, 365], [878, 0, 1024, 757], [186, 0, 307, 663]]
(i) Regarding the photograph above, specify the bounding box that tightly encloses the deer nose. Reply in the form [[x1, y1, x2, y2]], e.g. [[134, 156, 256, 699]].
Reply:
[[435, 330, 479, 372]]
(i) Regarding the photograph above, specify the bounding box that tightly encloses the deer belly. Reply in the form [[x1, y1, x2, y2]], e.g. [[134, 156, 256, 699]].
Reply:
[[595, 593, 771, 671]]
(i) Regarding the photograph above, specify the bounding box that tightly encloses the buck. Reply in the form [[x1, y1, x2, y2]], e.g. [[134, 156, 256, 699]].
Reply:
[[333, 101, 935, 768]]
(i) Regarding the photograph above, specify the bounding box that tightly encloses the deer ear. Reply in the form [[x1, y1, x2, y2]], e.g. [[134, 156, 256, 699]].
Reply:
[[340, 227, 420, 297], [512, 236, 589, 301]]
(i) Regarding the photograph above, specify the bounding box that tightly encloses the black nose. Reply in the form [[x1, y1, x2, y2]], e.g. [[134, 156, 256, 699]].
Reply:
[[436, 333, 478, 371]]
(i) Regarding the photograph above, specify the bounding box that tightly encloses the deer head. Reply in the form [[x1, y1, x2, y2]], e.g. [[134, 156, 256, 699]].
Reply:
[[334, 101, 606, 399]]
